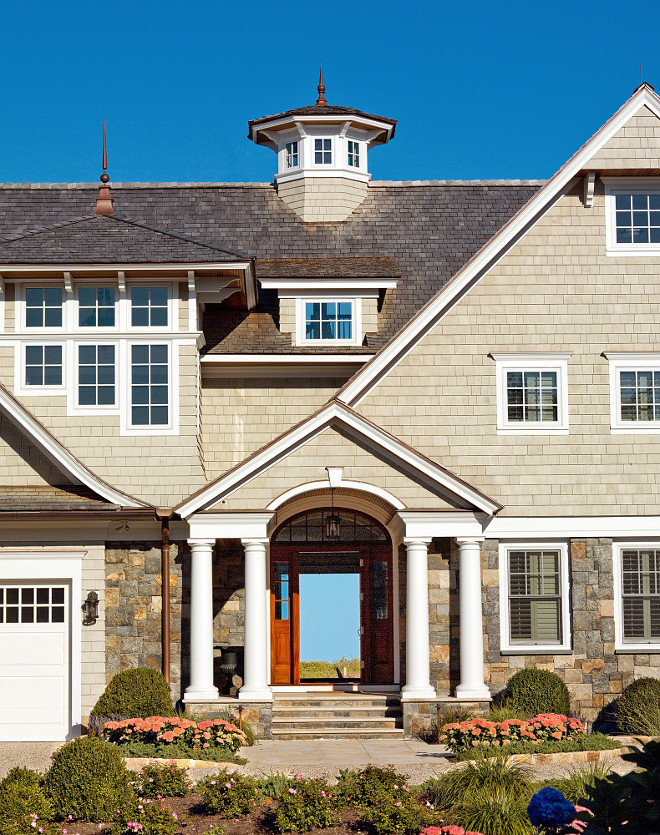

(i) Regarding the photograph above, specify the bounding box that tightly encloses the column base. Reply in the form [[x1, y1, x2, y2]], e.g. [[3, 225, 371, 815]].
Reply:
[[238, 686, 273, 702], [455, 684, 491, 700], [184, 684, 220, 700], [400, 684, 437, 700]]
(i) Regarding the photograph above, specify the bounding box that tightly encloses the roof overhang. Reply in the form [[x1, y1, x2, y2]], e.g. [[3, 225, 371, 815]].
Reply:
[[259, 277, 398, 291], [175, 400, 502, 518], [201, 353, 373, 378], [250, 114, 395, 148]]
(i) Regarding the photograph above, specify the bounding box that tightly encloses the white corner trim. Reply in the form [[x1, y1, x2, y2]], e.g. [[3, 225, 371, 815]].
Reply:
[[0, 385, 145, 507], [336, 87, 660, 407], [176, 401, 501, 518], [266, 478, 406, 511], [613, 541, 660, 652], [498, 541, 571, 654]]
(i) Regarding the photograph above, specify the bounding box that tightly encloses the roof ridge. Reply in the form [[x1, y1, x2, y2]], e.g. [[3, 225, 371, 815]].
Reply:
[[369, 179, 547, 187], [0, 179, 547, 190]]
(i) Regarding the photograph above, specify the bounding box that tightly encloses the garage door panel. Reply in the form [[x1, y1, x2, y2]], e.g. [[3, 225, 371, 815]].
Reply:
[[0, 632, 65, 666]]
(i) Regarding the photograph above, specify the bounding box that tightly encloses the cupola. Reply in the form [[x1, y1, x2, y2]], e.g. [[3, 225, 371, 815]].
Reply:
[[248, 69, 396, 222]]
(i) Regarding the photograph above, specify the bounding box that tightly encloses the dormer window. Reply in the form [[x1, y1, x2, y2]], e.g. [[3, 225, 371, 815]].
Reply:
[[304, 300, 353, 341], [314, 139, 332, 165], [285, 141, 299, 169], [347, 141, 360, 168]]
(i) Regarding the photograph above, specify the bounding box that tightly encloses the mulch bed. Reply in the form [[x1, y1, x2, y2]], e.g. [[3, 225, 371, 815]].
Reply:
[[53, 796, 367, 835]]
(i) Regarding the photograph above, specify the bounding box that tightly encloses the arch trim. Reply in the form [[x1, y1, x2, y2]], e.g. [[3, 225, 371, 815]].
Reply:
[[266, 479, 405, 512]]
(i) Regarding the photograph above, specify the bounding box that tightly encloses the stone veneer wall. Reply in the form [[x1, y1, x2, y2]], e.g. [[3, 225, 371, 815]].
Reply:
[[211, 541, 245, 680], [105, 541, 187, 700]]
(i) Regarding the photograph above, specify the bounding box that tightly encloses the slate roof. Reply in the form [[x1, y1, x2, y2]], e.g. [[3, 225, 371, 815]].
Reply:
[[0, 179, 543, 351], [0, 213, 248, 263], [0, 485, 121, 512], [257, 257, 400, 278]]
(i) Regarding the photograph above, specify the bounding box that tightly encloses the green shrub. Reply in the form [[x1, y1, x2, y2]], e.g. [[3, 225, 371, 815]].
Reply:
[[361, 789, 431, 835], [200, 771, 262, 817], [502, 668, 571, 717], [44, 736, 135, 821], [616, 676, 660, 735], [455, 731, 621, 760], [109, 739, 245, 763], [336, 765, 409, 806], [273, 778, 339, 832], [256, 772, 295, 798], [109, 797, 181, 835], [91, 667, 174, 719], [0, 768, 54, 835], [133, 761, 191, 798]]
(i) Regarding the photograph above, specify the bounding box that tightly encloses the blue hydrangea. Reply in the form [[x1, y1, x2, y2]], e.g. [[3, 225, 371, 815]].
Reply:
[[527, 786, 576, 830]]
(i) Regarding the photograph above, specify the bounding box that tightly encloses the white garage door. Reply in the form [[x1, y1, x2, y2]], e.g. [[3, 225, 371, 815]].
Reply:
[[0, 583, 70, 741]]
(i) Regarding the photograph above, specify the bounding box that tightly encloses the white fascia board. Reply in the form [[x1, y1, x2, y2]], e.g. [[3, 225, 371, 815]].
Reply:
[[0, 386, 146, 508], [188, 512, 273, 540], [482, 515, 660, 538], [201, 354, 374, 364], [261, 278, 398, 290], [0, 262, 253, 275], [176, 401, 501, 517], [251, 114, 394, 141], [397, 510, 485, 538], [337, 87, 660, 407]]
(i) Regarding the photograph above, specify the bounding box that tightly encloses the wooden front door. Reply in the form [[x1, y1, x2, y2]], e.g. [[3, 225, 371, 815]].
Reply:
[[269, 509, 394, 686]]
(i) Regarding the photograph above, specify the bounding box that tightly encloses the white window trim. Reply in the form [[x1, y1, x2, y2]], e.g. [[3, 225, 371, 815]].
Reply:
[[120, 340, 180, 436], [498, 541, 571, 654], [613, 541, 660, 652], [127, 282, 177, 333], [606, 352, 660, 433], [312, 137, 333, 167], [296, 297, 362, 346], [69, 341, 119, 416], [492, 353, 571, 435], [15, 341, 66, 396], [603, 177, 660, 256], [19, 283, 66, 331]]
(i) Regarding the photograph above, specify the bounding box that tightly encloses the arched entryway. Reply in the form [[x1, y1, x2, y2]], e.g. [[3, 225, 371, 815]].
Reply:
[[270, 508, 394, 686]]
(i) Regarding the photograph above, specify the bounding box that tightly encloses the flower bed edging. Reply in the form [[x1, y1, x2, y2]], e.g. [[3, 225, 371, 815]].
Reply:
[[505, 745, 632, 765], [124, 756, 241, 769]]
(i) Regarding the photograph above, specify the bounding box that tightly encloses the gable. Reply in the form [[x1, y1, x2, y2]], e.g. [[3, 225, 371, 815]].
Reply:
[[206, 425, 462, 512], [588, 106, 660, 169], [0, 413, 70, 487]]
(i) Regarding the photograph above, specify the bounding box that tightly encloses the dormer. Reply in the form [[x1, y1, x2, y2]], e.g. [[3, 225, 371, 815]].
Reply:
[[248, 69, 396, 222]]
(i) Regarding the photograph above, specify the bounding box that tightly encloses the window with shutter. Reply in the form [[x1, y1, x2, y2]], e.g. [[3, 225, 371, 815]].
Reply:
[[620, 548, 660, 643]]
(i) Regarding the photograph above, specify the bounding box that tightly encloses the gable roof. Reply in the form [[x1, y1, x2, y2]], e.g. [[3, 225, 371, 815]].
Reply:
[[175, 400, 501, 517], [0, 382, 148, 508], [336, 84, 660, 406], [257, 257, 401, 279], [0, 213, 250, 264]]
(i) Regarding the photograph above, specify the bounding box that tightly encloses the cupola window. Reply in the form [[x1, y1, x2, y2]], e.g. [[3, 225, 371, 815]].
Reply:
[[314, 139, 332, 165], [347, 140, 360, 168], [285, 141, 299, 169]]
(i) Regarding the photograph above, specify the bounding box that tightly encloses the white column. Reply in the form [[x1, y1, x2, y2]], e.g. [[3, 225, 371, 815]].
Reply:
[[455, 537, 490, 699], [185, 540, 219, 700], [239, 539, 272, 701], [401, 538, 436, 699]]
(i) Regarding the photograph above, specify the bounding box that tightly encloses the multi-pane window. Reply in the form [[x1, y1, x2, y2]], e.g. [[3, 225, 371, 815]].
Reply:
[[78, 345, 115, 406], [274, 563, 289, 620], [79, 287, 115, 327], [0, 586, 65, 624], [507, 549, 562, 645], [620, 548, 660, 643], [314, 138, 332, 164], [305, 301, 353, 341], [131, 286, 168, 327], [619, 370, 660, 422], [507, 370, 558, 423], [615, 193, 660, 245], [347, 140, 360, 167], [25, 287, 63, 327], [24, 345, 63, 386], [131, 344, 169, 426], [285, 141, 299, 169]]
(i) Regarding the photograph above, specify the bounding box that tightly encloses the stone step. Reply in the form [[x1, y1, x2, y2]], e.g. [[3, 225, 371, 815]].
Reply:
[[273, 706, 403, 719], [273, 717, 401, 730], [273, 696, 401, 709], [272, 727, 405, 739]]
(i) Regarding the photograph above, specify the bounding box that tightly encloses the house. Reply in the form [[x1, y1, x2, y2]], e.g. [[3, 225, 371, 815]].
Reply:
[[1, 75, 659, 742]]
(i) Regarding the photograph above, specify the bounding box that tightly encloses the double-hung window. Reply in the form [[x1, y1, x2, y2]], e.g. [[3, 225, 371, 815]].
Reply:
[[285, 141, 299, 169], [24, 345, 63, 388], [347, 140, 360, 168], [493, 353, 570, 433], [78, 345, 116, 407], [614, 544, 660, 649], [500, 543, 570, 652], [607, 354, 660, 432], [604, 180, 660, 255], [25, 287, 62, 328], [131, 286, 168, 327], [79, 287, 115, 327], [131, 344, 169, 427], [304, 300, 354, 342]]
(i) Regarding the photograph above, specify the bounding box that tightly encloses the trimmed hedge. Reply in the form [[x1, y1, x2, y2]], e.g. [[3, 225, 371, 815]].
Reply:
[[616, 676, 660, 735], [503, 668, 571, 718], [90, 667, 173, 720]]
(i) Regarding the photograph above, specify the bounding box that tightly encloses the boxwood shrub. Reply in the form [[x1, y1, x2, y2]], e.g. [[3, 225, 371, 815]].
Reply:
[[616, 676, 660, 735], [90, 667, 173, 720], [0, 767, 53, 831], [502, 668, 571, 717]]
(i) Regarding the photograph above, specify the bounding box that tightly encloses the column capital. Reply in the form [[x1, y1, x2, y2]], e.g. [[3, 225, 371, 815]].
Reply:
[[456, 536, 485, 545], [403, 537, 432, 546], [188, 538, 216, 548], [241, 538, 269, 546]]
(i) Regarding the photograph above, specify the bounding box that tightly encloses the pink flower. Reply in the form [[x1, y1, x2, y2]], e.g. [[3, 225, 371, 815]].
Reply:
[[288, 788, 297, 794]]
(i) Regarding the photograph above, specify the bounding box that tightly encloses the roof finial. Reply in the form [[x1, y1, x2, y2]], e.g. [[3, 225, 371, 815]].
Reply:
[[95, 121, 114, 216], [315, 65, 327, 106]]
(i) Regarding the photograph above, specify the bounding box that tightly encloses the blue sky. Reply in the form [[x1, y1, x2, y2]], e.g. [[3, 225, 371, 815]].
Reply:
[[2, 1, 660, 185], [300, 575, 360, 663]]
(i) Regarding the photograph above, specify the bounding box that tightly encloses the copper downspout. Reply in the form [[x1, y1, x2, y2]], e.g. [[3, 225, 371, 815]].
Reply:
[[157, 508, 174, 683]]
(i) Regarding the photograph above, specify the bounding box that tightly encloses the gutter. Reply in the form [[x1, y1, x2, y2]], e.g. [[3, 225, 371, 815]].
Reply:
[[156, 508, 174, 684]]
